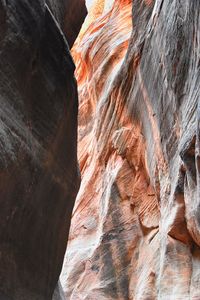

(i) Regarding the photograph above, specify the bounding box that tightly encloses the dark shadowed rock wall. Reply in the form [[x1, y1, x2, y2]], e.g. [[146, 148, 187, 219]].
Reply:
[[61, 0, 200, 299], [0, 0, 85, 299], [46, 0, 87, 48]]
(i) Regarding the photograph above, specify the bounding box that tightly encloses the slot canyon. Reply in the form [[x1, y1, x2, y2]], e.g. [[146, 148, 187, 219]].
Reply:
[[0, 0, 200, 299]]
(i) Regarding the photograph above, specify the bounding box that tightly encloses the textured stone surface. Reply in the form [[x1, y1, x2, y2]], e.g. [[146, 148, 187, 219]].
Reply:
[[0, 0, 83, 299], [61, 0, 200, 299]]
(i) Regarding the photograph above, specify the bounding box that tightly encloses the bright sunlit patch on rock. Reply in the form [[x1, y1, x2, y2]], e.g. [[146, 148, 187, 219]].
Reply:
[[85, 0, 95, 9]]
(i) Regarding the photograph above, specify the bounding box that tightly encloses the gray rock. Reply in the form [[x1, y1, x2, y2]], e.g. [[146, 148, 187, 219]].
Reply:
[[52, 281, 65, 300], [0, 0, 83, 299]]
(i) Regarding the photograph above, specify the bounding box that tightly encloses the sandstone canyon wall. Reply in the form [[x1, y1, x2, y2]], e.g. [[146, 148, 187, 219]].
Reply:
[[0, 1, 86, 299], [61, 0, 200, 299]]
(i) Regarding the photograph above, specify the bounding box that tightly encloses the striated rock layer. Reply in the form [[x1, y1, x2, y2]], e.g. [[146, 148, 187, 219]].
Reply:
[[61, 0, 200, 299], [0, 0, 86, 299]]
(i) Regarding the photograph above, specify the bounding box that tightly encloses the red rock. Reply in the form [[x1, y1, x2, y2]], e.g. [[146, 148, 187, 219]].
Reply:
[[61, 0, 200, 299]]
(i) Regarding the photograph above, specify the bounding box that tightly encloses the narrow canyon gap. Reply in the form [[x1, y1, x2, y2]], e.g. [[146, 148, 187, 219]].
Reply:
[[61, 0, 200, 299], [0, 1, 86, 300]]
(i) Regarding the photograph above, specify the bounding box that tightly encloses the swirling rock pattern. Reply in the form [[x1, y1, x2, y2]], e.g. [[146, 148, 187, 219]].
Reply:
[[61, 0, 200, 299], [0, 0, 84, 299]]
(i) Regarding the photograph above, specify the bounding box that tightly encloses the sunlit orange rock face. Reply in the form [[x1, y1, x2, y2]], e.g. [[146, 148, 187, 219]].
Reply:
[[61, 0, 200, 299]]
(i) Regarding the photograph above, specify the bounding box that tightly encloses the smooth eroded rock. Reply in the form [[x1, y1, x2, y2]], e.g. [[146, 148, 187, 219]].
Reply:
[[0, 1, 81, 299], [61, 0, 200, 299]]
